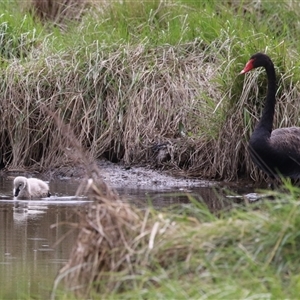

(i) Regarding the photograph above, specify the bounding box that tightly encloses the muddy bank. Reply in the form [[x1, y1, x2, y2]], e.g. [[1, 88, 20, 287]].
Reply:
[[47, 159, 214, 190]]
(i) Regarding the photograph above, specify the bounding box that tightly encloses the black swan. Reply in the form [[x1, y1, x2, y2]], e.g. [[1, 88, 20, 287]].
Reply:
[[240, 52, 300, 179]]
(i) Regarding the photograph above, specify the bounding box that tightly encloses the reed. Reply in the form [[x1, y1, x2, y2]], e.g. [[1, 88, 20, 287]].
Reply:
[[1, 0, 300, 182]]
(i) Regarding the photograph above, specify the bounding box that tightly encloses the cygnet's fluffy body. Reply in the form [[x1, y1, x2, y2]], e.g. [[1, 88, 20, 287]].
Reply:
[[13, 176, 51, 200]]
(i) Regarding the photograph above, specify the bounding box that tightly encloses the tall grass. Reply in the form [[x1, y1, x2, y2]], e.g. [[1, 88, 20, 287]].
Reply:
[[1, 0, 300, 181]]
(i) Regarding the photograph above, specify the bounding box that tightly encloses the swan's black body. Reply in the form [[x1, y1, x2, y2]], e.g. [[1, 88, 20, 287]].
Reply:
[[241, 53, 300, 179]]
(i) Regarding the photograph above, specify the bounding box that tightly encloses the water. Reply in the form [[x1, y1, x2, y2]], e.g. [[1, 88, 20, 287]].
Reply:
[[0, 176, 254, 298], [0, 177, 88, 299]]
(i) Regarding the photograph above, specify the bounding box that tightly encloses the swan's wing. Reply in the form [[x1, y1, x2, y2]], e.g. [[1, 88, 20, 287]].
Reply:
[[27, 178, 50, 197], [270, 127, 300, 153]]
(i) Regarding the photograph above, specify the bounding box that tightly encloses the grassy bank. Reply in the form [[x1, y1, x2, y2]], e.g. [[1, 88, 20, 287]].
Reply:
[[1, 0, 300, 181], [52, 175, 300, 299], [2, 1, 299, 298]]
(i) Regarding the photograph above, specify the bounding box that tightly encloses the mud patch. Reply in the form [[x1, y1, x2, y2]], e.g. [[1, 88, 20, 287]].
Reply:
[[98, 160, 214, 190], [48, 160, 214, 190]]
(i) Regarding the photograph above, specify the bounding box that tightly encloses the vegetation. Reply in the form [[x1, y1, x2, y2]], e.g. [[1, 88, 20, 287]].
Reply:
[[1, 0, 300, 181], [52, 170, 300, 299], [2, 1, 300, 299]]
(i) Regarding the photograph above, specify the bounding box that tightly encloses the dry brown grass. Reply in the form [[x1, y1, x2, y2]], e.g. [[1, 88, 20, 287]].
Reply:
[[51, 168, 201, 298], [46, 110, 197, 297], [48, 82, 300, 298], [51, 171, 300, 298], [2, 22, 300, 181], [29, 0, 87, 25], [1, 40, 222, 174]]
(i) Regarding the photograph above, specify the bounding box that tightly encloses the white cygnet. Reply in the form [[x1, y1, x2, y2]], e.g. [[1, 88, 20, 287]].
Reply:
[[13, 176, 51, 200]]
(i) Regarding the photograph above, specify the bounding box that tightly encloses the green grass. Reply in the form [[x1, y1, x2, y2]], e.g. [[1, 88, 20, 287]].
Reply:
[[0, 4, 43, 62], [113, 194, 300, 299], [52, 179, 300, 299]]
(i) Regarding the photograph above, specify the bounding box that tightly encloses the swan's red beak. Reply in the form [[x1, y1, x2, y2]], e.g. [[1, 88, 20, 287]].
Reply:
[[240, 58, 255, 74]]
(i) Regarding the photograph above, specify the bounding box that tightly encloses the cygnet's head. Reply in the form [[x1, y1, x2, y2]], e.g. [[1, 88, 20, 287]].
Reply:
[[13, 176, 27, 197]]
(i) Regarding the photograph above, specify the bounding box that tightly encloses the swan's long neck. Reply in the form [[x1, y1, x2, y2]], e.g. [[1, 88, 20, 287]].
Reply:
[[255, 63, 277, 136]]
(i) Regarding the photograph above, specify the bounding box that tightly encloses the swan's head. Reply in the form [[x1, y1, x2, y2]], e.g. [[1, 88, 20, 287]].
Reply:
[[13, 176, 27, 197], [240, 53, 272, 74]]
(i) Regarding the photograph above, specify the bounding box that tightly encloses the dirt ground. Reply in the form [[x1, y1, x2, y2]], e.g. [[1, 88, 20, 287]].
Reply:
[[98, 160, 213, 189], [49, 159, 214, 190]]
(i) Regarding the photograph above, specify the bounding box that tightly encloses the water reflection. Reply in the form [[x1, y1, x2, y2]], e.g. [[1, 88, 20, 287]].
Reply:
[[0, 177, 88, 299], [0, 204, 86, 299], [118, 185, 249, 212]]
